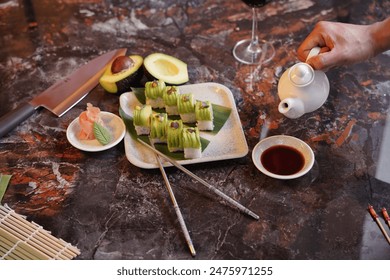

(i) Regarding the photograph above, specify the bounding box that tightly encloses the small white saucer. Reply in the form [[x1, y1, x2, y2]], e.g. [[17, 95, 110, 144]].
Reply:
[[66, 111, 126, 152], [252, 135, 315, 179]]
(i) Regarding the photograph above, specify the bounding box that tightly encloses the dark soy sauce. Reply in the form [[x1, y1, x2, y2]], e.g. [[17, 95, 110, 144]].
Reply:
[[261, 145, 305, 175]]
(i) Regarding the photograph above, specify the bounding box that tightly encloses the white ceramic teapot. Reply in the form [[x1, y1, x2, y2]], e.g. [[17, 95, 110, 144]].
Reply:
[[277, 47, 330, 119]]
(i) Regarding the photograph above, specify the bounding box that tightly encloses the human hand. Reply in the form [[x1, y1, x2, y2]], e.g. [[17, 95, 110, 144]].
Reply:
[[297, 21, 376, 71]]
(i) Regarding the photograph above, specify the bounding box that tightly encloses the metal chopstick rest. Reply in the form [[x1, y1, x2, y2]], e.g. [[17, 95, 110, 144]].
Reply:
[[137, 139, 259, 220]]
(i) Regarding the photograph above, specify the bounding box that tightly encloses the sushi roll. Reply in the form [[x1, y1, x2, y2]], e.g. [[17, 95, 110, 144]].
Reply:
[[163, 86, 179, 115], [195, 100, 214, 131], [150, 112, 168, 144], [145, 80, 165, 109], [182, 127, 202, 159], [167, 120, 184, 152], [133, 104, 152, 135], [177, 93, 196, 123]]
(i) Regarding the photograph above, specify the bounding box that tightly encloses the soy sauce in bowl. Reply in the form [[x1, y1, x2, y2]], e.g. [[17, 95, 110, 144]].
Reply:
[[252, 135, 315, 180], [260, 145, 304, 175]]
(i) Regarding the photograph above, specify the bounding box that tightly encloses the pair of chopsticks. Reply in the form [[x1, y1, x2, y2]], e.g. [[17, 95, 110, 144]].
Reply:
[[138, 139, 259, 256], [150, 141, 196, 257], [368, 205, 390, 245]]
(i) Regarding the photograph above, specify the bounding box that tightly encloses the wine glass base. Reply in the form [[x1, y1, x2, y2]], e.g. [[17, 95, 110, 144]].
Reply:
[[233, 39, 275, 65]]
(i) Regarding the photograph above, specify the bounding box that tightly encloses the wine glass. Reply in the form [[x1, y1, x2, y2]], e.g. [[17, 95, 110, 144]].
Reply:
[[233, 0, 275, 65]]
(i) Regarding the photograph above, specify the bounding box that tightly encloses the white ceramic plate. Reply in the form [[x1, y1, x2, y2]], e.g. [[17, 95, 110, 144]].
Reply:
[[252, 135, 315, 179], [119, 82, 248, 169], [66, 112, 126, 152]]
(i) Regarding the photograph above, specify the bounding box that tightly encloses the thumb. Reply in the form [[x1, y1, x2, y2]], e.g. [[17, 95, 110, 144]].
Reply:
[[306, 55, 325, 70]]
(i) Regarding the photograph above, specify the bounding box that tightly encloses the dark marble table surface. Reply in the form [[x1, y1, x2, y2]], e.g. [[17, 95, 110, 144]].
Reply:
[[1, 0, 390, 260]]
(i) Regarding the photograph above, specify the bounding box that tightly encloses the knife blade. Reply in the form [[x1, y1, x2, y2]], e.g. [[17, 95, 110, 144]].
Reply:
[[0, 48, 127, 138]]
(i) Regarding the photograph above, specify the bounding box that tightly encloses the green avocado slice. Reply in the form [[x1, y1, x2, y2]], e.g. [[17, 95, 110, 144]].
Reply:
[[144, 53, 189, 85], [99, 55, 144, 94]]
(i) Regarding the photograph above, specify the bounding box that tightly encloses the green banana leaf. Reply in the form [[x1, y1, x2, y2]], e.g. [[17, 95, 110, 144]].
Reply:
[[0, 174, 12, 203]]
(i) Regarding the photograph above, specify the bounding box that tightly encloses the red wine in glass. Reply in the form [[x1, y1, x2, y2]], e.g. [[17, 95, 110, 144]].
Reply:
[[233, 0, 275, 64], [241, 0, 272, 8]]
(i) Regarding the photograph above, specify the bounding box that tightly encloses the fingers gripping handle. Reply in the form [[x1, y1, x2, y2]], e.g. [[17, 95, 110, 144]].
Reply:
[[306, 47, 321, 63]]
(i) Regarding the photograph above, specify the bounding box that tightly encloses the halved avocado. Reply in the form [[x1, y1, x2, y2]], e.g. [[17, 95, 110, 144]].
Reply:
[[143, 53, 189, 85], [99, 55, 144, 94]]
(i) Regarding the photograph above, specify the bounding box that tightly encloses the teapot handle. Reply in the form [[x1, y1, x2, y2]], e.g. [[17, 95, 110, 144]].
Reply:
[[306, 47, 321, 63]]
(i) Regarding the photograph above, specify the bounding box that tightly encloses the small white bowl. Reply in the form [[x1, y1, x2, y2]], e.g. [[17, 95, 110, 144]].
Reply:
[[66, 111, 126, 152], [252, 135, 315, 179]]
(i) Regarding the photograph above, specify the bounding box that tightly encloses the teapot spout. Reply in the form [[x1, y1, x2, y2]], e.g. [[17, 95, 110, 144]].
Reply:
[[278, 98, 305, 119]]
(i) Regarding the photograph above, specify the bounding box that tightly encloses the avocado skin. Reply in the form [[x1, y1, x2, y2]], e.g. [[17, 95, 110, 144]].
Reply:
[[143, 67, 157, 82], [100, 55, 144, 94], [116, 67, 144, 92]]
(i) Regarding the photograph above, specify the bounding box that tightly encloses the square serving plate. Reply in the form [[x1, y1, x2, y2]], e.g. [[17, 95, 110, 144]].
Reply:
[[119, 82, 248, 169]]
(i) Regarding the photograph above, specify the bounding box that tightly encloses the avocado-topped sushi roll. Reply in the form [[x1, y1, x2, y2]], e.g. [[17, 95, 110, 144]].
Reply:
[[195, 100, 214, 131], [133, 104, 152, 135], [167, 120, 184, 152], [182, 127, 201, 159], [177, 93, 196, 123], [150, 112, 168, 144], [163, 86, 179, 115], [145, 80, 165, 109]]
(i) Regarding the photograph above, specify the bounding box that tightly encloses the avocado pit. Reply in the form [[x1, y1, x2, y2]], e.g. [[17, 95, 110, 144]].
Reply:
[[111, 56, 135, 74], [99, 55, 144, 94]]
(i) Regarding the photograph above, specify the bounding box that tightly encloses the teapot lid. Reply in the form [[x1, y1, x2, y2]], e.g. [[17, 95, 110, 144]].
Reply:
[[288, 62, 314, 87]]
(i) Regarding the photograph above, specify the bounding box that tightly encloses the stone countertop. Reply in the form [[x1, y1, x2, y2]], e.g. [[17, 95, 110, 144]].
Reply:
[[1, 0, 390, 259]]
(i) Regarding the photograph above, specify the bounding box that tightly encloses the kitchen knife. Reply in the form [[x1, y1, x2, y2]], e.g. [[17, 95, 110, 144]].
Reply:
[[0, 48, 127, 138]]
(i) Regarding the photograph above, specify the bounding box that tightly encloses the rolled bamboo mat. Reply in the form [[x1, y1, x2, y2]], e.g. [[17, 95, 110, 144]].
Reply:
[[0, 204, 80, 260]]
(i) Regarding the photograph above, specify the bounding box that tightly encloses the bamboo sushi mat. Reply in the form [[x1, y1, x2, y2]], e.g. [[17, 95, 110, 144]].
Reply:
[[0, 204, 80, 260]]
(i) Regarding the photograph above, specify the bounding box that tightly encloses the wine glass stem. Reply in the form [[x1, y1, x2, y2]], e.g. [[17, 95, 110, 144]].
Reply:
[[249, 7, 260, 53]]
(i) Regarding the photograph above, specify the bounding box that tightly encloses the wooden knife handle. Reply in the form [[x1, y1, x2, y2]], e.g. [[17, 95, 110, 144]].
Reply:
[[0, 103, 36, 138]]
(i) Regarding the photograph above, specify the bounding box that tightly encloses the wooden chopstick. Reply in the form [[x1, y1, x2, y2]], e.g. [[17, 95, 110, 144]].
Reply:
[[152, 145, 196, 257], [368, 205, 390, 245], [137, 139, 259, 220], [381, 208, 390, 229]]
